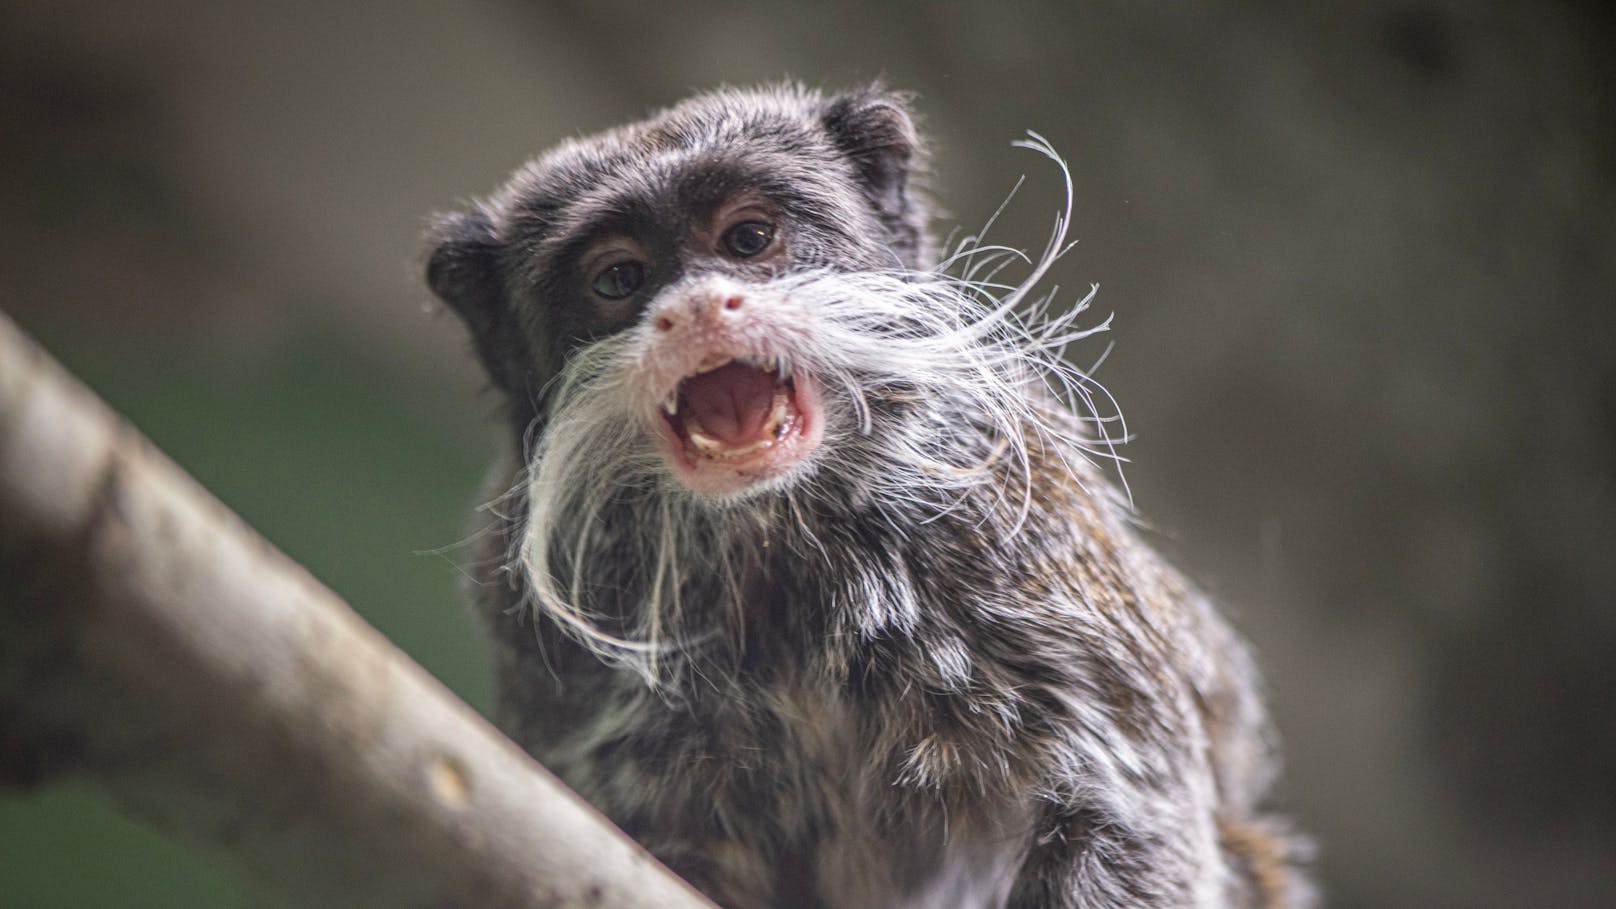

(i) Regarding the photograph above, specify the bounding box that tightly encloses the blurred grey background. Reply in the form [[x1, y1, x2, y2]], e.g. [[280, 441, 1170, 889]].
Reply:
[[2, 1, 1612, 906]]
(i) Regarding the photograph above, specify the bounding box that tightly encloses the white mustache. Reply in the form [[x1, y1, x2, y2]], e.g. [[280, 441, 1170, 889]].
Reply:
[[501, 138, 1129, 689]]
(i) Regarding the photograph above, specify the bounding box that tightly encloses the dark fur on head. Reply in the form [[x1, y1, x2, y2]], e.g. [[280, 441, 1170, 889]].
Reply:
[[428, 84, 930, 438], [426, 84, 1311, 908]]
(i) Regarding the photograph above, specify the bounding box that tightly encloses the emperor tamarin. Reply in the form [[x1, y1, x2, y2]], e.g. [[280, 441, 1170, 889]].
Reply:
[[425, 84, 1310, 908]]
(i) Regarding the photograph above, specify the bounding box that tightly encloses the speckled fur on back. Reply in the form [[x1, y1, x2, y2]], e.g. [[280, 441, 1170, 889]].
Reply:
[[426, 84, 1311, 908]]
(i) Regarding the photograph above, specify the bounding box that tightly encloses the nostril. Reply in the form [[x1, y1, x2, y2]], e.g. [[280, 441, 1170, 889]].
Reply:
[[654, 315, 675, 332], [723, 296, 744, 312]]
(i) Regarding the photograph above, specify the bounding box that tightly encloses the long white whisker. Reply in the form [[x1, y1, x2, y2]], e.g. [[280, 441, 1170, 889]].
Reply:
[[512, 135, 1127, 686]]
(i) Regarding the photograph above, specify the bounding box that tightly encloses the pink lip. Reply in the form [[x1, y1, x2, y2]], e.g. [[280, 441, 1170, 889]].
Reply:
[[652, 370, 824, 495]]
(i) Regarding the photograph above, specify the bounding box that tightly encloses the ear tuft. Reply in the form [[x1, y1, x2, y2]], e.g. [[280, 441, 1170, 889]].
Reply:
[[820, 87, 931, 267], [426, 208, 499, 315], [424, 207, 528, 398]]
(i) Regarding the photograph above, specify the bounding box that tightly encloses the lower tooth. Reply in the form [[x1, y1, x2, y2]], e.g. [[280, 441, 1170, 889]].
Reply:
[[686, 427, 774, 461], [688, 429, 724, 454], [723, 441, 766, 459]]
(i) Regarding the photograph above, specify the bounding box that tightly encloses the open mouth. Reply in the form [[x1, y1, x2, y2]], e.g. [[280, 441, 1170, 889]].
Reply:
[[653, 354, 821, 493]]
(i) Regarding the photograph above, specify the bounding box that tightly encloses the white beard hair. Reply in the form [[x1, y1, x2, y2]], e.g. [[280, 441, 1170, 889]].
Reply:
[[507, 135, 1129, 689]]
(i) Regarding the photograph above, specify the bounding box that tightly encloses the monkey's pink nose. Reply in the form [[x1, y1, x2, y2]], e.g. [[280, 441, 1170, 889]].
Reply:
[[652, 292, 746, 334]]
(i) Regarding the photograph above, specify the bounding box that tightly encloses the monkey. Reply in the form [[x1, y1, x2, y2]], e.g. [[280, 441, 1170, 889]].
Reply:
[[424, 83, 1311, 908]]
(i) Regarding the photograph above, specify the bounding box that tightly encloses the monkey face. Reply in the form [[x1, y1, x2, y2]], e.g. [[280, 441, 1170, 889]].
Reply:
[[426, 85, 927, 497], [427, 84, 1122, 680]]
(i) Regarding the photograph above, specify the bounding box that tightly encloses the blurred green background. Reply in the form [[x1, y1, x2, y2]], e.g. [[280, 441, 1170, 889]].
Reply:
[[2, 1, 1613, 907], [3, 317, 501, 907]]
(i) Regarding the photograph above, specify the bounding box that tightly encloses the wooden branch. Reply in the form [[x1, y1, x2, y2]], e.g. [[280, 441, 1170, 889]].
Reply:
[[0, 310, 714, 909]]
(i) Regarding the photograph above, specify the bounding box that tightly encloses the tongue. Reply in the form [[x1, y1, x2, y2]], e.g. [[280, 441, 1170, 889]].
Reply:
[[682, 362, 778, 446]]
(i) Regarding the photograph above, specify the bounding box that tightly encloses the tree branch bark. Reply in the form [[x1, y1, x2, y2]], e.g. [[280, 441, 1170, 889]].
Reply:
[[0, 309, 714, 909]]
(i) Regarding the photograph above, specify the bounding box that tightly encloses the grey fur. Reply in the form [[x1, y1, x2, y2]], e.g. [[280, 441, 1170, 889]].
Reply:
[[427, 84, 1311, 908]]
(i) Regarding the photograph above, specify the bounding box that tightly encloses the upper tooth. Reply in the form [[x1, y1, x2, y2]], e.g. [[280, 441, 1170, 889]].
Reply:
[[764, 391, 789, 435], [661, 392, 678, 416]]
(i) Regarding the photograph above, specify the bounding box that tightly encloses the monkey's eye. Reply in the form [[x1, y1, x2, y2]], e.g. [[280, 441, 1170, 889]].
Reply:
[[591, 261, 645, 300], [722, 221, 774, 258]]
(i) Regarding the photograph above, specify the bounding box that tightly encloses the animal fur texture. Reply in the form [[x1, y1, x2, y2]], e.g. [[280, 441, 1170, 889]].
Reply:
[[425, 84, 1310, 908]]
